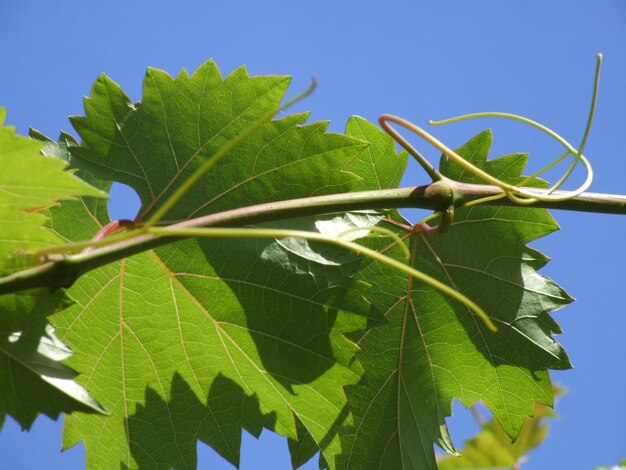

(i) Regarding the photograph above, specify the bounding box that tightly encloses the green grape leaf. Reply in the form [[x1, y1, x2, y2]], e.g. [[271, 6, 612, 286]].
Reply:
[[287, 116, 409, 468], [342, 115, 409, 192], [0, 113, 107, 430], [337, 129, 572, 470], [0, 291, 107, 429], [0, 112, 104, 272], [437, 389, 561, 469], [49, 62, 385, 469]]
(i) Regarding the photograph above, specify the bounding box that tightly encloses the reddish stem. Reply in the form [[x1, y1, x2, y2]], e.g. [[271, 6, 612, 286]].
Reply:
[[383, 217, 440, 235], [81, 219, 135, 253]]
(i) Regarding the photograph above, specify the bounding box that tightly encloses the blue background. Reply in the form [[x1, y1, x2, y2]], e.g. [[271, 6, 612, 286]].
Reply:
[[1, 1, 625, 468]]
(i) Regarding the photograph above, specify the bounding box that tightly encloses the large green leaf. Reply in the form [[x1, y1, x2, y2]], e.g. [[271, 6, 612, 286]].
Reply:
[[0, 111, 106, 430], [337, 130, 572, 469], [49, 62, 384, 469]]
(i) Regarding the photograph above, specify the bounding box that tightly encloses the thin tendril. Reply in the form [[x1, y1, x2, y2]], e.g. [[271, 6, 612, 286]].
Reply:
[[337, 225, 411, 260], [408, 55, 602, 223], [394, 54, 602, 206], [521, 149, 572, 187], [554, 53, 602, 193], [417, 113, 594, 204], [147, 226, 497, 332], [35, 230, 139, 258], [429, 111, 594, 205], [418, 212, 440, 227], [429, 55, 601, 204], [277, 76, 318, 112]]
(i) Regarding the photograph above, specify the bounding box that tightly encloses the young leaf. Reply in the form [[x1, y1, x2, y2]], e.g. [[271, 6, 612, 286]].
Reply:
[[437, 391, 561, 469], [337, 130, 572, 470], [48, 62, 380, 469], [0, 113, 107, 429], [595, 460, 626, 470], [0, 111, 104, 272]]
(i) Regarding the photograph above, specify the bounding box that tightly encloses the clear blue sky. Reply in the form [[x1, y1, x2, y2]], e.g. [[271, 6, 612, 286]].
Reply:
[[1, 1, 625, 469]]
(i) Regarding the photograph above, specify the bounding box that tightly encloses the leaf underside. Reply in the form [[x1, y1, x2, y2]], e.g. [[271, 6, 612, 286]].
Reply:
[[0, 111, 106, 430], [0, 60, 573, 470], [336, 129, 572, 470], [50, 62, 394, 469]]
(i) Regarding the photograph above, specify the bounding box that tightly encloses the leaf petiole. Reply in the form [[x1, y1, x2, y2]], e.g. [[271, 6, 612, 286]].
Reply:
[[379, 114, 443, 182], [34, 227, 141, 259]]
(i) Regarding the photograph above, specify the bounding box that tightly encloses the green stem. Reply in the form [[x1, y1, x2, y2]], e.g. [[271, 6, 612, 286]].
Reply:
[[2, 183, 625, 296], [36, 226, 139, 257], [379, 114, 443, 181]]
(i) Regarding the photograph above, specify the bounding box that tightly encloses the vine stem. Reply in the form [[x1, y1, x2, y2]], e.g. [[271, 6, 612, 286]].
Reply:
[[1, 183, 625, 297]]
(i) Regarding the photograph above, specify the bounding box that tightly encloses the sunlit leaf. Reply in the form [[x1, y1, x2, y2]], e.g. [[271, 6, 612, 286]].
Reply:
[[50, 62, 382, 469], [0, 114, 106, 430]]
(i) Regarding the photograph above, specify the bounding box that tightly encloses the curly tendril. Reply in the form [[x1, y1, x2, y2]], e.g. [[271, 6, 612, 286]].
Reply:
[[381, 53, 602, 207]]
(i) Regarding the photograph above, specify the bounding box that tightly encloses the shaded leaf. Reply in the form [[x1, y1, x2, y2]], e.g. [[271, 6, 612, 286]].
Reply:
[[260, 210, 387, 282], [275, 211, 386, 261], [287, 116, 409, 468], [338, 129, 572, 470], [0, 291, 106, 429]]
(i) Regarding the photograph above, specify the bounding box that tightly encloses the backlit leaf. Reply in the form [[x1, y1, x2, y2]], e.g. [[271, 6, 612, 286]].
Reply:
[[0, 115, 106, 430], [50, 62, 382, 469]]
